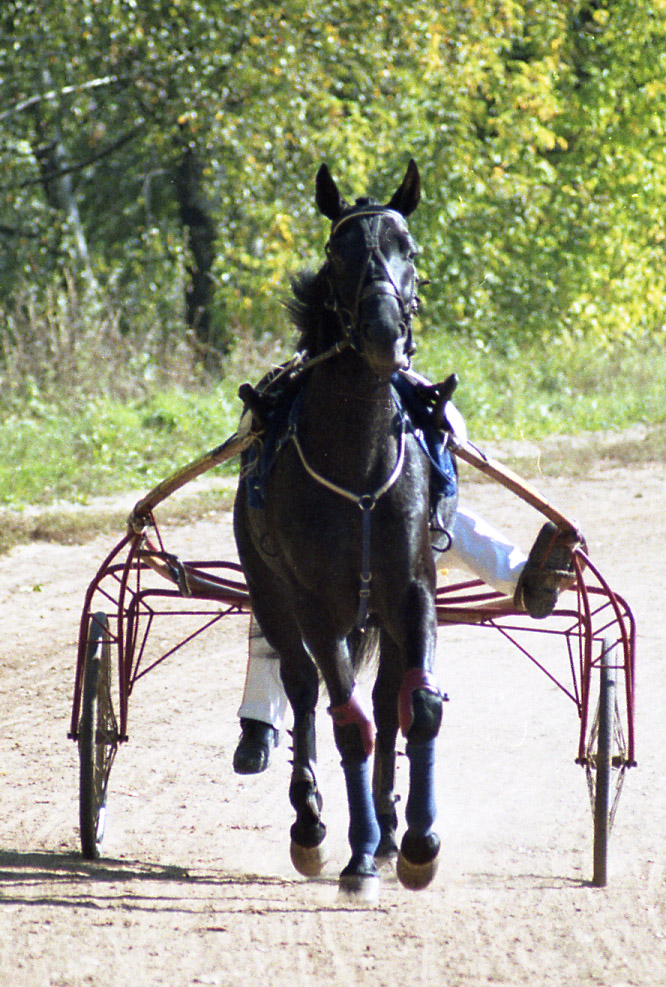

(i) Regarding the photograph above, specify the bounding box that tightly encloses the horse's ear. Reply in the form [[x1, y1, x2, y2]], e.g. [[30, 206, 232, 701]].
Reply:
[[316, 164, 346, 220], [386, 159, 421, 217]]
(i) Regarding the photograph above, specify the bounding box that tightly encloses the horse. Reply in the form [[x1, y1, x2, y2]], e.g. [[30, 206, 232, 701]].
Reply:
[[233, 160, 457, 896]]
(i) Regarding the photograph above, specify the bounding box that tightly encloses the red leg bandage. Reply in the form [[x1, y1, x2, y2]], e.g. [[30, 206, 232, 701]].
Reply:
[[399, 668, 441, 737], [328, 687, 374, 757]]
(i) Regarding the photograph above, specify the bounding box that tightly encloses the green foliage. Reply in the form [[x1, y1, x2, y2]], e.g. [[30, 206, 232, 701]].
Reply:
[[2, 0, 666, 359], [3, 0, 666, 534], [0, 330, 664, 509]]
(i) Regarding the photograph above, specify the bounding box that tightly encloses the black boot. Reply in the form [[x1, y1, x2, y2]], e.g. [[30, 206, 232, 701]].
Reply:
[[515, 521, 578, 619], [233, 718, 278, 775]]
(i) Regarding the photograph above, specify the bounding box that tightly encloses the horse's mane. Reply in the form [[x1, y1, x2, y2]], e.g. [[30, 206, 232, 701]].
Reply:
[[285, 266, 340, 357], [285, 197, 387, 356]]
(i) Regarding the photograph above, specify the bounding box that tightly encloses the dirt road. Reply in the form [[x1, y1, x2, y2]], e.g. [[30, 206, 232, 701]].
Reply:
[[0, 457, 664, 987]]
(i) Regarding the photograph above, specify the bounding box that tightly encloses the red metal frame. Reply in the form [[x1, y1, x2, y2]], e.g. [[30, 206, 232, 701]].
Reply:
[[433, 550, 636, 767], [69, 517, 637, 776], [68, 427, 637, 779], [69, 526, 253, 743]]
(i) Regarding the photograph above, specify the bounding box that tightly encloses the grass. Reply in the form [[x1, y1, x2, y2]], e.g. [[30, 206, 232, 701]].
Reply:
[[416, 330, 666, 444], [0, 290, 664, 553], [0, 486, 237, 556], [0, 390, 241, 507], [1, 335, 665, 510]]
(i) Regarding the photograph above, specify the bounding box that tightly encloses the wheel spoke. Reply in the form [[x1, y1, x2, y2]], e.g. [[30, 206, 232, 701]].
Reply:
[[590, 638, 618, 887], [79, 613, 118, 859]]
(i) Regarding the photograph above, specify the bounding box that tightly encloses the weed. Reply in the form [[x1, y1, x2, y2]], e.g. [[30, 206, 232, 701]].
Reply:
[[0, 284, 664, 527]]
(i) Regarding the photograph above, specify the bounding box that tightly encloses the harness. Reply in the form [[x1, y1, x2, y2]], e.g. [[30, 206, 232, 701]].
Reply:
[[291, 405, 407, 630]]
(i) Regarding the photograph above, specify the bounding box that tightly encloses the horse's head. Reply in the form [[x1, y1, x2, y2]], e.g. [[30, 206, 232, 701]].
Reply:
[[316, 161, 421, 378]]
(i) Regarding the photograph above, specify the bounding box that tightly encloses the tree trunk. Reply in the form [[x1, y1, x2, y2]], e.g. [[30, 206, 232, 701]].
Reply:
[[30, 70, 96, 288], [175, 143, 230, 370]]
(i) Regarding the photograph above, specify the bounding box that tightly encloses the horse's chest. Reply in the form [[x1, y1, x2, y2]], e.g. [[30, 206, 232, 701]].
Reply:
[[267, 470, 425, 578]]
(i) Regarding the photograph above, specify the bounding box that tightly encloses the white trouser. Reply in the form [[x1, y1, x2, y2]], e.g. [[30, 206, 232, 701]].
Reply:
[[237, 505, 528, 730], [238, 617, 291, 729], [447, 505, 527, 596]]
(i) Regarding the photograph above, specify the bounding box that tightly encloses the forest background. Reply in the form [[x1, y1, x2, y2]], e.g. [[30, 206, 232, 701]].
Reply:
[[1, 0, 665, 528]]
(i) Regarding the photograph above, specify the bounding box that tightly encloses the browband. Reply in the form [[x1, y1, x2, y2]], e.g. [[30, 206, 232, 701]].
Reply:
[[329, 208, 407, 238]]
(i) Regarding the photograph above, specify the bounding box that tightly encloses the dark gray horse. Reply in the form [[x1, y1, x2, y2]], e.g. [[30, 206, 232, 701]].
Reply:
[[234, 161, 456, 895]]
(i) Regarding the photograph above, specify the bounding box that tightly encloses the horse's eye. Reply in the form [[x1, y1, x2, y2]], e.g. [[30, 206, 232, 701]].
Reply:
[[380, 229, 405, 254], [403, 236, 418, 259], [387, 230, 417, 260]]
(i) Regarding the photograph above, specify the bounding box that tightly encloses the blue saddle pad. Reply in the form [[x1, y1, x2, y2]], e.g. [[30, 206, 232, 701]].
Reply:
[[242, 388, 304, 509], [390, 373, 458, 500]]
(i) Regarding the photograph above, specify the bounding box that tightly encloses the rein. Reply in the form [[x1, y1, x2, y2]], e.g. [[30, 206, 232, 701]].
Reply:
[[291, 414, 406, 630]]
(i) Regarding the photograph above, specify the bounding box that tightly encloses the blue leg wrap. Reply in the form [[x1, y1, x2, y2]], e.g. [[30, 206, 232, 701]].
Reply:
[[404, 739, 437, 837], [342, 758, 381, 858]]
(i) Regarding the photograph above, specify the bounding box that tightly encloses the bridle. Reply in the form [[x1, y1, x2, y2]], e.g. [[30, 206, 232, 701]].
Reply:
[[324, 207, 419, 361]]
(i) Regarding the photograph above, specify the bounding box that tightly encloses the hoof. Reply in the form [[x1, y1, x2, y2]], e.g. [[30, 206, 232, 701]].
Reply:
[[290, 839, 328, 877], [396, 851, 439, 890], [339, 853, 380, 902], [397, 831, 440, 890], [338, 872, 380, 904]]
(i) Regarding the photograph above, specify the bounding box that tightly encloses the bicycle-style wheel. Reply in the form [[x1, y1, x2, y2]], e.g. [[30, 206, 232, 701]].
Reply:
[[587, 638, 621, 887], [78, 612, 118, 859]]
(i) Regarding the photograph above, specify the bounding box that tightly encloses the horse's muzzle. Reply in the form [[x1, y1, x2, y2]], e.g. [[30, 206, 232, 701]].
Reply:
[[358, 282, 412, 376]]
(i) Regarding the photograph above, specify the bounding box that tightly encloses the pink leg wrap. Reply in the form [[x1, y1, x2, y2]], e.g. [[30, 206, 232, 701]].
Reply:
[[328, 687, 374, 757], [399, 668, 441, 737]]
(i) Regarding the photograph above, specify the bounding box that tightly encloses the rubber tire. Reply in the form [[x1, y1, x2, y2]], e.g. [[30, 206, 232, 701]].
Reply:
[[592, 638, 616, 887], [79, 612, 116, 860]]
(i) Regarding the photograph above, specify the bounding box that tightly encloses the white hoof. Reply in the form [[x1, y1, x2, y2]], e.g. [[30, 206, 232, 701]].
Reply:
[[290, 840, 328, 877], [338, 872, 380, 904]]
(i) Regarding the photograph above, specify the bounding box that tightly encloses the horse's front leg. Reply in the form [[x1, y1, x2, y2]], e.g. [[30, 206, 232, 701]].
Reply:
[[372, 631, 401, 859], [396, 581, 443, 890], [279, 653, 328, 877], [330, 688, 381, 894], [299, 616, 381, 896]]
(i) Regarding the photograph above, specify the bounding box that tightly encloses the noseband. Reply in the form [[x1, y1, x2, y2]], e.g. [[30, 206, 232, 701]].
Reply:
[[325, 208, 419, 359]]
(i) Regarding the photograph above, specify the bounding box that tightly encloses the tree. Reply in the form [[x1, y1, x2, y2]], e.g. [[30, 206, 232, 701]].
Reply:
[[1, 0, 664, 370]]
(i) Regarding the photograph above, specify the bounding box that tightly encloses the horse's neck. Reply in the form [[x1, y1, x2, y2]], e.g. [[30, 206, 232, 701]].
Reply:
[[299, 353, 398, 487]]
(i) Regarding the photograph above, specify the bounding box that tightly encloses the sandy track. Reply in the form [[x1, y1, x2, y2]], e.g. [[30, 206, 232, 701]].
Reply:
[[0, 459, 664, 986]]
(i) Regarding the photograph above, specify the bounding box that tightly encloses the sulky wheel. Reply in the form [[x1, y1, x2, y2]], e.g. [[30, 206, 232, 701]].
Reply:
[[78, 612, 118, 860], [587, 638, 620, 887]]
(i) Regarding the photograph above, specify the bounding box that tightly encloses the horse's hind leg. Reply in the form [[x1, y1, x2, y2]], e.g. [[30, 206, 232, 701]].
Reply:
[[262, 633, 328, 878], [284, 682, 328, 877], [397, 669, 443, 889]]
